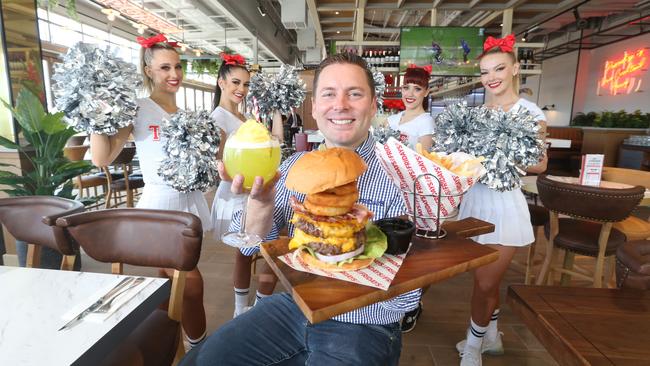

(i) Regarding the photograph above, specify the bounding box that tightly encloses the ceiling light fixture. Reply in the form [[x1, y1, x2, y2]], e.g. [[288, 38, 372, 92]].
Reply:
[[132, 22, 148, 34], [101, 8, 120, 21], [521, 32, 528, 42], [336, 30, 340, 34], [179, 43, 188, 52], [335, 11, 340, 15], [95, 0, 182, 33], [194, 49, 202, 57]]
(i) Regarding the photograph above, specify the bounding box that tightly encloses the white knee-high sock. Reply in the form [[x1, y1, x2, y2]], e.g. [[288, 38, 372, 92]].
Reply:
[[466, 318, 488, 350], [486, 308, 500, 340], [185, 330, 207, 348], [254, 290, 270, 306], [234, 287, 249, 313]]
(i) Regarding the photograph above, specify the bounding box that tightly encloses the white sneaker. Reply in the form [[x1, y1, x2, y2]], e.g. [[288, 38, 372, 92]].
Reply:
[[459, 344, 482, 366], [456, 332, 504, 355], [233, 305, 252, 318]]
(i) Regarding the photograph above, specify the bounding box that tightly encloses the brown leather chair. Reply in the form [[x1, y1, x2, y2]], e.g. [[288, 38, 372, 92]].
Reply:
[[0, 196, 84, 270], [602, 167, 650, 241], [616, 240, 650, 289], [103, 145, 145, 208], [56, 209, 203, 365], [536, 174, 644, 288]]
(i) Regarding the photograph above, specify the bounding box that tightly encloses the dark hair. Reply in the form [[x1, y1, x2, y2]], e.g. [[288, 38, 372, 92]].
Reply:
[[140, 43, 179, 93], [313, 53, 375, 99], [212, 61, 249, 110], [403, 67, 430, 110]]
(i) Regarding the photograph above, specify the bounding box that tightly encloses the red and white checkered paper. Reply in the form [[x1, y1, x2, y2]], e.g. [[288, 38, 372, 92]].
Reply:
[[278, 251, 408, 290], [375, 138, 485, 231]]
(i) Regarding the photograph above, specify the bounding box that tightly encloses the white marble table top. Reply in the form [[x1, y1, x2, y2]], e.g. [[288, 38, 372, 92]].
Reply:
[[0, 266, 169, 366]]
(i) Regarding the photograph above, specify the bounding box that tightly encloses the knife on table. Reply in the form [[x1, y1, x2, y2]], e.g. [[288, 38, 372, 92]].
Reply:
[[58, 277, 135, 331]]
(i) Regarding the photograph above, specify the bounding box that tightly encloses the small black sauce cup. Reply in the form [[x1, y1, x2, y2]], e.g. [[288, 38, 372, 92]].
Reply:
[[375, 218, 415, 255]]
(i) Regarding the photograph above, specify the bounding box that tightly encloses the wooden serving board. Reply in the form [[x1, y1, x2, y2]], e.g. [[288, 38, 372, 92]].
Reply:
[[260, 217, 497, 323]]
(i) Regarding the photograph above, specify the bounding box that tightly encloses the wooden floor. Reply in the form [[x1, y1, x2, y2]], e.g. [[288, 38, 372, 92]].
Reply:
[[80, 189, 650, 366]]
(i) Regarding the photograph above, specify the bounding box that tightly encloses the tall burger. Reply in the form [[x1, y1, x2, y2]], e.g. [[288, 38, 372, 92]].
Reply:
[[285, 147, 381, 271]]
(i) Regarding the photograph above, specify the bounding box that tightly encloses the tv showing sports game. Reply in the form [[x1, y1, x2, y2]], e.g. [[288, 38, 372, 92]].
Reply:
[[399, 27, 485, 76]]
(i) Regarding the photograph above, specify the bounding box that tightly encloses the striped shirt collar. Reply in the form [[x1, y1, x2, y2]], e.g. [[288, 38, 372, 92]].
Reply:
[[353, 132, 375, 161]]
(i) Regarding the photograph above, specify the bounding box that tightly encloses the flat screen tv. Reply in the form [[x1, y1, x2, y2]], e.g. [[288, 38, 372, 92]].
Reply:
[[399, 27, 485, 76]]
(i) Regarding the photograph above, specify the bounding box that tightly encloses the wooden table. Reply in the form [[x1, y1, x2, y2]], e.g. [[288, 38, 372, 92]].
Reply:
[[508, 285, 650, 366], [261, 218, 497, 323], [0, 266, 170, 366]]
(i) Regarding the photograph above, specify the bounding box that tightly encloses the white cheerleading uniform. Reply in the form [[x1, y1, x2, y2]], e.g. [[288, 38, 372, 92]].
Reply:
[[209, 106, 245, 240], [132, 97, 212, 231], [458, 98, 546, 247], [387, 112, 435, 149]]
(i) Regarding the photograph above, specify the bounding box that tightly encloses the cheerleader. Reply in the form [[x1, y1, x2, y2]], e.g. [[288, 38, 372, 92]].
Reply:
[[387, 65, 434, 151], [90, 34, 209, 348], [456, 34, 547, 366]]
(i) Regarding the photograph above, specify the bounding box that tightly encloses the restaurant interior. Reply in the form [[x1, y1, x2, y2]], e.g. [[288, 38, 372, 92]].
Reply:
[[1, 0, 649, 365]]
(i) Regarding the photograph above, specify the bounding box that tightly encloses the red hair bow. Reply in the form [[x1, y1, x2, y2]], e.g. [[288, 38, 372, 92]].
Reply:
[[136, 34, 179, 48], [482, 34, 516, 54], [220, 53, 246, 66], [407, 64, 432, 74]]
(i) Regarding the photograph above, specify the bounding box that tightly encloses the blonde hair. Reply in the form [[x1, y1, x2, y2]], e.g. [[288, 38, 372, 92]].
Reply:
[[140, 43, 179, 93], [479, 48, 520, 95]]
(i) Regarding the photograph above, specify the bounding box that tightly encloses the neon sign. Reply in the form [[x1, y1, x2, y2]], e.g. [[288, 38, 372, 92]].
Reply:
[[598, 48, 648, 95]]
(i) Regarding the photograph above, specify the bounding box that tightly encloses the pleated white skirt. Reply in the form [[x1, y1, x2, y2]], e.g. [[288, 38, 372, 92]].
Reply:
[[137, 184, 213, 232], [458, 183, 534, 247], [210, 181, 245, 241]]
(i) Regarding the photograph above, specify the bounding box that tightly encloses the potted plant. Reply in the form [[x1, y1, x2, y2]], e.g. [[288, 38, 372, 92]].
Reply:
[[0, 88, 93, 269]]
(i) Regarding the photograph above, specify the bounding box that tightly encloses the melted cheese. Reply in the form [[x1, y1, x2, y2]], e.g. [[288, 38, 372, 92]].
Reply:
[[289, 228, 358, 253], [291, 213, 366, 238]]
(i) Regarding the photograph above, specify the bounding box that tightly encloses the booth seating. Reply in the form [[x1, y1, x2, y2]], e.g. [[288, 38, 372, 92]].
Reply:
[[535, 174, 644, 288], [616, 240, 650, 289], [56, 208, 203, 365], [546, 126, 583, 175]]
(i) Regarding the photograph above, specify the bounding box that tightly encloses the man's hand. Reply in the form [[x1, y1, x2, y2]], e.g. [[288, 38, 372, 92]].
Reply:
[[217, 161, 279, 239]]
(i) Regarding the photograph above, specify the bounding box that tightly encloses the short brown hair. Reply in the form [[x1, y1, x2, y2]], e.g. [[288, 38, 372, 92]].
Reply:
[[313, 53, 375, 98], [140, 43, 179, 93]]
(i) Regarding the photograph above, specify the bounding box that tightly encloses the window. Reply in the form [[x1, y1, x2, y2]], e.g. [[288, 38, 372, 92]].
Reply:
[[204, 91, 213, 112], [176, 87, 186, 109], [195, 90, 204, 111], [186, 87, 195, 111]]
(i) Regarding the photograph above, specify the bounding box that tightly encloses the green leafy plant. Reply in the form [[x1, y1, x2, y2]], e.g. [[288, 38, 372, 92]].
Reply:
[[571, 110, 650, 129], [39, 0, 78, 19], [0, 88, 93, 198], [189, 59, 220, 77]]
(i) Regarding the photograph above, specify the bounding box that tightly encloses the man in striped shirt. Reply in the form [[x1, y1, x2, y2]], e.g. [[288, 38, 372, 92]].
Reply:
[[183, 53, 421, 366]]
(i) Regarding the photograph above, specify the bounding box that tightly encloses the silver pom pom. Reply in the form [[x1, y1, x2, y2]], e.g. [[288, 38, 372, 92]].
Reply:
[[373, 70, 386, 112], [434, 102, 544, 191], [157, 110, 222, 193], [52, 42, 141, 135], [372, 125, 401, 144], [247, 64, 306, 124]]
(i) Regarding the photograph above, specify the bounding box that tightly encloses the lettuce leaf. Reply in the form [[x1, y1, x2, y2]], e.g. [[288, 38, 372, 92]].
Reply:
[[356, 223, 387, 259]]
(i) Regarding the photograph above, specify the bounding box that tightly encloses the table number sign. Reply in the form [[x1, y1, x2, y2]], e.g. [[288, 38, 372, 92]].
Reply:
[[579, 154, 604, 187]]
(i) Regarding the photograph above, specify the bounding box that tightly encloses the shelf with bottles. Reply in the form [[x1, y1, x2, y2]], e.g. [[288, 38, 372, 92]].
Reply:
[[335, 46, 401, 69], [515, 42, 544, 76]]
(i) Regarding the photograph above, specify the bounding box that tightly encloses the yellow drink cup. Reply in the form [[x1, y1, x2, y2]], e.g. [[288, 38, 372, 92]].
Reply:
[[223, 139, 281, 190]]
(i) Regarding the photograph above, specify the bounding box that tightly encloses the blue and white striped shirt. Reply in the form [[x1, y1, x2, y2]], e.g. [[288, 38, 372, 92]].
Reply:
[[231, 134, 421, 324]]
